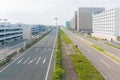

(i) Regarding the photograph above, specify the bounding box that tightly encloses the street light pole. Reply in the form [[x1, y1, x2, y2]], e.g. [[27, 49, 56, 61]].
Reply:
[[54, 18, 58, 27]]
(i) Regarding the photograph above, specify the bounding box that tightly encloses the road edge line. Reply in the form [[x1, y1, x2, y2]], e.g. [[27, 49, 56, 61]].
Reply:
[[45, 29, 58, 80]]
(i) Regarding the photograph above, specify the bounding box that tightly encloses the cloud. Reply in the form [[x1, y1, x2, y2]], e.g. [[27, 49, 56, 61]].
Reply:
[[0, 0, 119, 25]]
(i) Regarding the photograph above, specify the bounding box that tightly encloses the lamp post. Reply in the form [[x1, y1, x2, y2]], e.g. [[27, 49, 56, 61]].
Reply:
[[54, 18, 58, 27]]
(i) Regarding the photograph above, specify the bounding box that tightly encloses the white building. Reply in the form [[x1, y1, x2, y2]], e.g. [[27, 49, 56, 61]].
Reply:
[[92, 7, 120, 41], [0, 23, 23, 44], [22, 27, 31, 39], [22, 25, 46, 39], [71, 11, 77, 30]]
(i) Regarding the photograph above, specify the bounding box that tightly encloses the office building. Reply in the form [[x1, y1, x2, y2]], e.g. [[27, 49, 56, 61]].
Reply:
[[0, 23, 23, 44], [77, 7, 105, 32], [71, 11, 77, 30], [66, 21, 71, 29], [92, 7, 120, 41], [22, 25, 46, 39]]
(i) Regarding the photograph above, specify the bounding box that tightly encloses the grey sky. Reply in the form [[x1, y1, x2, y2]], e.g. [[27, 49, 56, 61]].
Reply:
[[0, 0, 119, 25]]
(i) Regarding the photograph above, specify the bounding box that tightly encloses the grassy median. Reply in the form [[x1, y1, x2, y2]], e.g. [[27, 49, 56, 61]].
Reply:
[[87, 36, 98, 41], [92, 45, 104, 52], [61, 29, 104, 80], [104, 42, 120, 49], [52, 29, 64, 80]]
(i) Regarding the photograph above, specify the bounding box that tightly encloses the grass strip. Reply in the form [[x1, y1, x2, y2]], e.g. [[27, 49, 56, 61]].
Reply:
[[60, 29, 104, 80], [87, 36, 98, 41], [52, 29, 64, 80], [104, 42, 120, 49], [92, 45, 104, 52]]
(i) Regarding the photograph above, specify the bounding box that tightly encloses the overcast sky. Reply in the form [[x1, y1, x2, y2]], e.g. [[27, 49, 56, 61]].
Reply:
[[0, 0, 119, 25]]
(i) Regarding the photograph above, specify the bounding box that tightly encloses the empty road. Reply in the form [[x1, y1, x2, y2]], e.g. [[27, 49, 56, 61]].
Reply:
[[0, 29, 57, 80]]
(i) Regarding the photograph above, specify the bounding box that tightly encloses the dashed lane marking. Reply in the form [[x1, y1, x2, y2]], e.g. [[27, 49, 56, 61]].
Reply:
[[43, 57, 46, 64], [28, 58, 36, 64], [44, 48, 47, 51], [17, 58, 23, 64], [35, 48, 39, 51], [36, 57, 41, 64], [100, 59, 110, 68], [23, 57, 30, 64]]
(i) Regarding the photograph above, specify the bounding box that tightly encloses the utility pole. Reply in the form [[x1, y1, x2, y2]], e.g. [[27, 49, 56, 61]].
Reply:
[[54, 18, 58, 27]]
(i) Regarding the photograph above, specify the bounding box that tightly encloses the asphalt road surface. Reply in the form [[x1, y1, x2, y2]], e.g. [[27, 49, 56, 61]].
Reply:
[[0, 29, 57, 80], [63, 28, 120, 80], [74, 31, 120, 58], [0, 31, 48, 60]]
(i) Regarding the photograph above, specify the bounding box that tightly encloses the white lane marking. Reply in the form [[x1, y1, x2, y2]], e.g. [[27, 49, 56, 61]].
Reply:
[[35, 48, 39, 51], [100, 59, 110, 68], [28, 58, 36, 64], [0, 45, 34, 73], [104, 76, 108, 80], [36, 57, 41, 64], [44, 48, 46, 51], [17, 58, 23, 64], [23, 57, 30, 64], [45, 29, 57, 80], [0, 31, 49, 73], [43, 57, 46, 64]]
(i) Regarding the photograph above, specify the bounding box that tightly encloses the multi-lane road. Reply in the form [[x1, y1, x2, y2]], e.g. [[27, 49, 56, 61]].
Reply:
[[63, 28, 120, 80], [0, 29, 57, 80], [74, 31, 120, 58], [0, 30, 49, 60]]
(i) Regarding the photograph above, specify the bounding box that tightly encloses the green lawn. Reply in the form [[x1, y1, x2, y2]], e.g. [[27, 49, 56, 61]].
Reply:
[[92, 45, 104, 52], [70, 54, 104, 80], [60, 29, 104, 80]]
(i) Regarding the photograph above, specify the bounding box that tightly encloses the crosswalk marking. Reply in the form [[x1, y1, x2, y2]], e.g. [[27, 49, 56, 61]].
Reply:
[[36, 57, 41, 64], [43, 57, 46, 64], [16, 56, 47, 65], [23, 57, 30, 64], [17, 58, 23, 64], [44, 48, 47, 51], [35, 48, 39, 51], [28, 58, 36, 64]]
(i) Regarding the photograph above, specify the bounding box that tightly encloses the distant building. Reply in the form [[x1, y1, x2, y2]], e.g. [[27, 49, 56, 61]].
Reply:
[[38, 25, 46, 32], [71, 11, 77, 30], [0, 22, 47, 43], [77, 7, 105, 32], [92, 7, 120, 41], [22, 25, 46, 39], [66, 21, 71, 29], [0, 23, 23, 44], [22, 27, 31, 39]]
